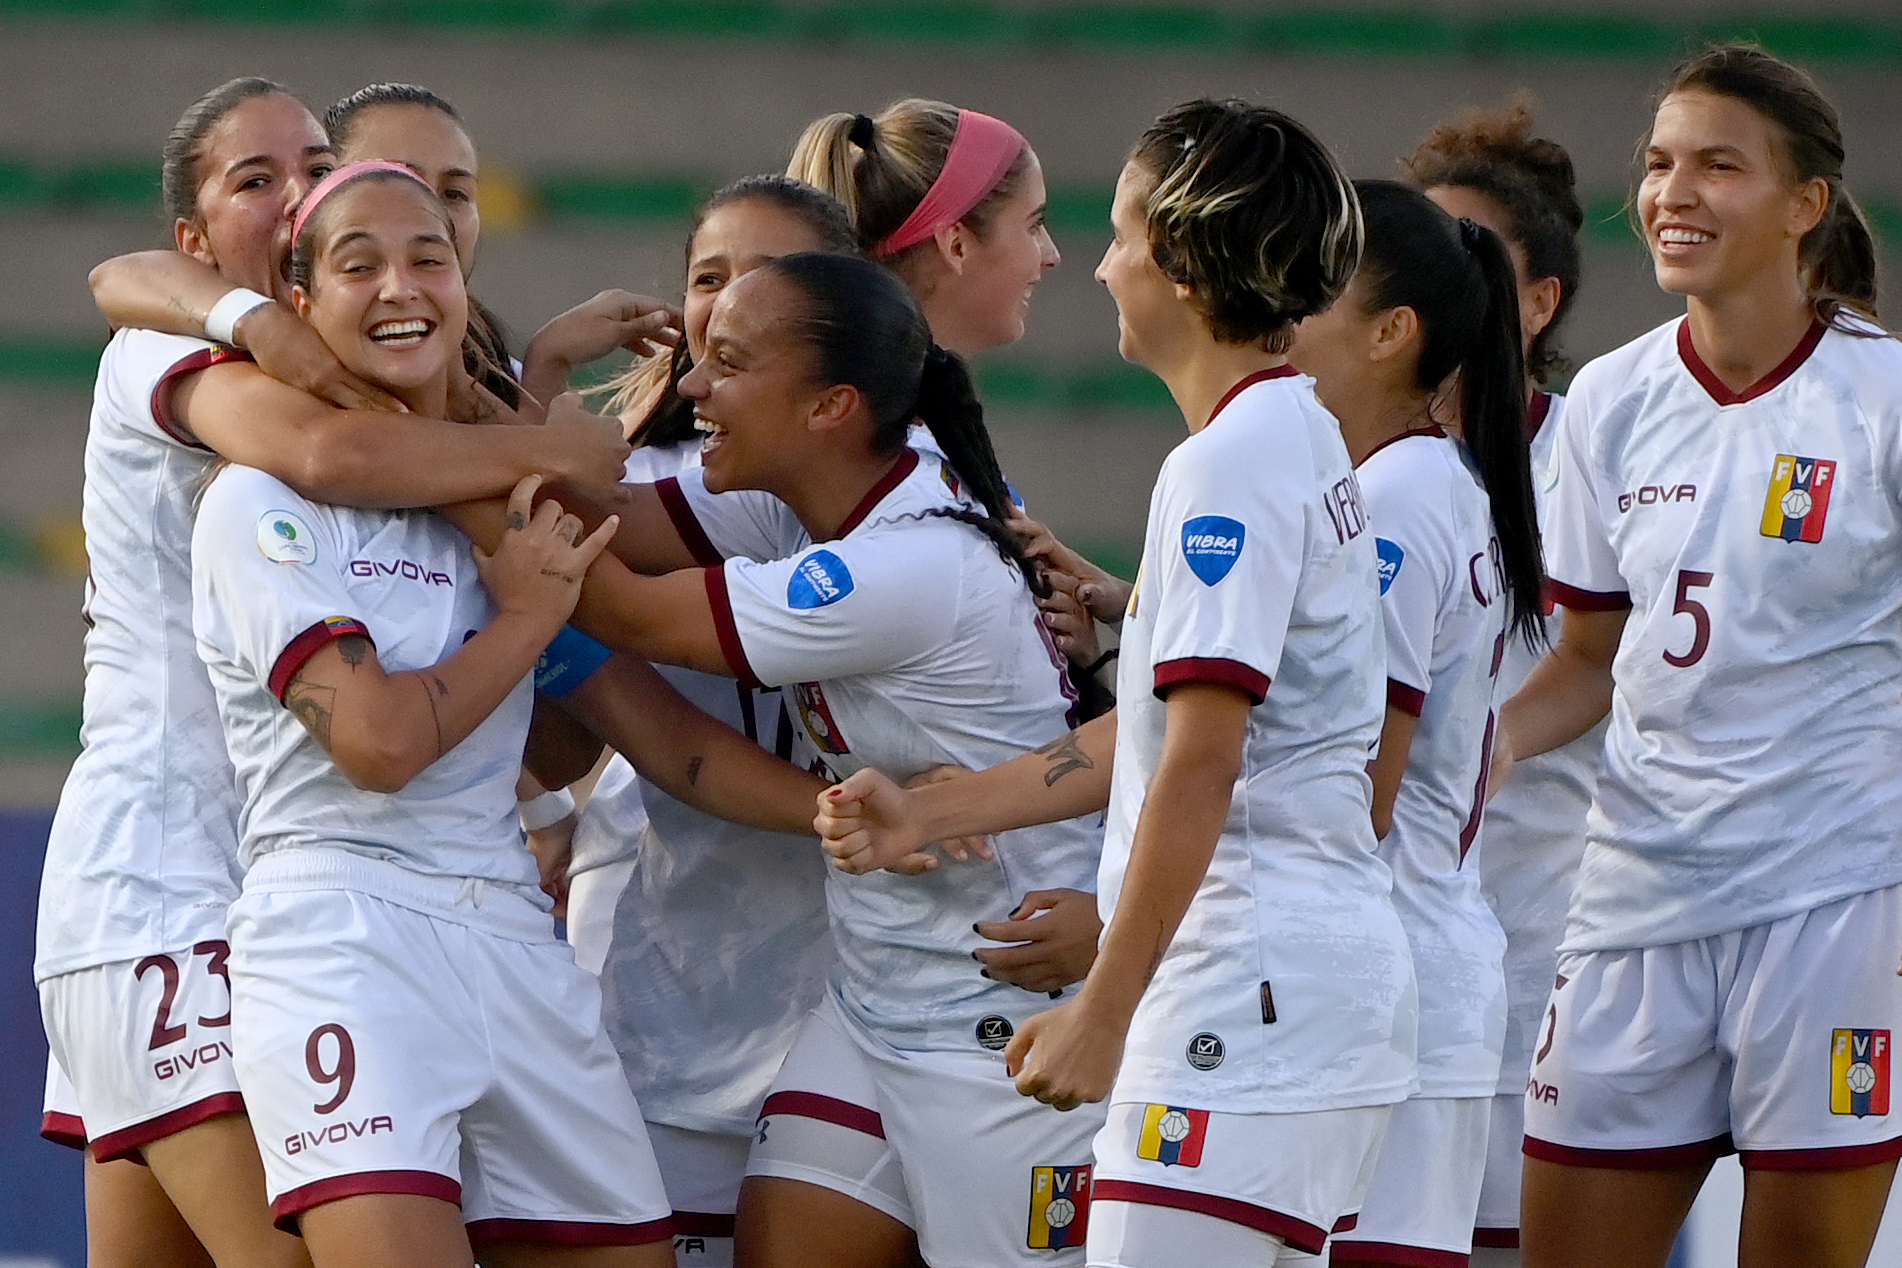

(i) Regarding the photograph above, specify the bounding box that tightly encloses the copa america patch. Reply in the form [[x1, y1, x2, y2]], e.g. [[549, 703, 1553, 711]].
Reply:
[[1375, 537, 1404, 594], [786, 549, 854, 609], [1180, 516, 1245, 586], [257, 510, 317, 564]]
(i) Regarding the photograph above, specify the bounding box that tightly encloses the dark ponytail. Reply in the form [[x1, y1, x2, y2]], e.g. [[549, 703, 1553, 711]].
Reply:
[[1659, 44, 1879, 327], [912, 345, 1047, 598], [1356, 180, 1544, 650], [760, 252, 1044, 597]]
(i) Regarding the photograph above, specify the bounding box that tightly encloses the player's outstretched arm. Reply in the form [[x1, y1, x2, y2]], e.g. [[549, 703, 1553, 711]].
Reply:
[[283, 479, 615, 791], [90, 251, 403, 411], [1492, 604, 1625, 794], [174, 363, 631, 509], [815, 711, 1117, 875], [557, 654, 825, 836], [1005, 682, 1248, 1111]]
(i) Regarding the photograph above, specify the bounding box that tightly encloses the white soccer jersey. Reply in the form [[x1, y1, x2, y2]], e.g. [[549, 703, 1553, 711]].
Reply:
[[1103, 368, 1416, 1114], [1471, 393, 1607, 1094], [192, 465, 539, 893], [1544, 317, 1902, 951], [35, 330, 250, 983], [573, 440, 835, 1136], [662, 448, 1101, 1053], [1358, 428, 1509, 1099]]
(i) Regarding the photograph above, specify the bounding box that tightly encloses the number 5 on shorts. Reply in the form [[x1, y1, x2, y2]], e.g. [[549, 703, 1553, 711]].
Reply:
[[305, 1023, 356, 1115]]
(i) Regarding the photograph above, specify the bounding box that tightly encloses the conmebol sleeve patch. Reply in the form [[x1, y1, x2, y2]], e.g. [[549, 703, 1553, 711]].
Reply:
[[257, 510, 317, 565], [1180, 516, 1245, 585], [786, 548, 855, 609]]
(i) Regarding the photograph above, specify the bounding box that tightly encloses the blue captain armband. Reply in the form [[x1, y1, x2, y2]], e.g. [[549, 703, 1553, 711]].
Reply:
[[534, 626, 613, 698]]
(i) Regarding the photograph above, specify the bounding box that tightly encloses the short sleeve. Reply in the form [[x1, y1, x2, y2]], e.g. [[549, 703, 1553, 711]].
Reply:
[[703, 529, 960, 689], [193, 467, 372, 702], [1541, 377, 1632, 611], [1145, 439, 1302, 705], [1356, 450, 1451, 717], [655, 469, 802, 565], [102, 329, 251, 452]]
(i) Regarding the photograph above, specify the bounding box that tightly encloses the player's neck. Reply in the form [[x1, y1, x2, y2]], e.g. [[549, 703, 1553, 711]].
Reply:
[[1328, 379, 1436, 467], [781, 447, 909, 542], [1684, 276, 1815, 394], [1163, 342, 1291, 434]]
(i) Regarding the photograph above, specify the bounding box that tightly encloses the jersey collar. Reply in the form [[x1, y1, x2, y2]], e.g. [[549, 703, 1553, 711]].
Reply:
[[1525, 390, 1553, 441], [1677, 317, 1825, 407], [836, 446, 920, 538], [1356, 424, 1449, 468], [1207, 364, 1301, 427]]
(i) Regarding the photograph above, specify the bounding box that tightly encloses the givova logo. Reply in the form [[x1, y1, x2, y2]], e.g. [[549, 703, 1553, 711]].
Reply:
[[1180, 516, 1245, 585], [787, 549, 855, 610], [1375, 538, 1405, 594]]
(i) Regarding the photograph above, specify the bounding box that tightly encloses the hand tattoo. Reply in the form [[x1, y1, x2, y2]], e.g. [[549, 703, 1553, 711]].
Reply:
[[505, 511, 528, 531]]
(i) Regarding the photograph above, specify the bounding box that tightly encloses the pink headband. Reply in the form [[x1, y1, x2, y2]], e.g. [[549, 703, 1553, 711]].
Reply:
[[871, 110, 1027, 258], [291, 160, 433, 249]]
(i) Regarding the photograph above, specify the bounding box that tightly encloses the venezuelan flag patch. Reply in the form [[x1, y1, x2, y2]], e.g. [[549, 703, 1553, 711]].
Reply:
[[1760, 454, 1836, 543], [1135, 1104, 1209, 1167], [1831, 1029, 1890, 1117], [1026, 1165, 1091, 1249]]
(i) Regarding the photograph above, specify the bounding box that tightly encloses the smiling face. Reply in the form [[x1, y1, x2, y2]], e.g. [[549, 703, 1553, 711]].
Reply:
[[1638, 89, 1826, 306], [1095, 160, 1186, 371], [292, 178, 467, 409], [338, 102, 481, 276], [682, 198, 837, 360], [180, 93, 334, 301], [928, 150, 1060, 353], [676, 268, 827, 495]]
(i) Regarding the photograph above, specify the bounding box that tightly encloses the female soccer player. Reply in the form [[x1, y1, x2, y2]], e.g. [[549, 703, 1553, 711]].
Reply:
[[1288, 179, 1543, 1268], [1402, 102, 1593, 1264], [561, 175, 857, 1267], [451, 250, 1105, 1268], [1495, 45, 1900, 1268], [35, 78, 625, 1268], [815, 98, 1419, 1267], [89, 81, 677, 415], [789, 100, 1059, 359], [191, 161, 674, 1267]]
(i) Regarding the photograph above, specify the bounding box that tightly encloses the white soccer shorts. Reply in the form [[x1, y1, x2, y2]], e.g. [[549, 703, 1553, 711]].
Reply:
[[40, 941, 246, 1162], [1088, 1098, 1390, 1264], [1330, 1095, 1491, 1265], [1525, 883, 1902, 1170], [226, 868, 672, 1247], [748, 994, 1103, 1266]]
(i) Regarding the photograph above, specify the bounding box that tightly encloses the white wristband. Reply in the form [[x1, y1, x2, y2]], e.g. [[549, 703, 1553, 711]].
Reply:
[[517, 787, 576, 833], [204, 287, 273, 346]]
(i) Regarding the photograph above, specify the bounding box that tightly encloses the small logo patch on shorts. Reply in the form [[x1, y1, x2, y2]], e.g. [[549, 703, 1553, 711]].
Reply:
[[1831, 1029, 1890, 1117], [1026, 1164, 1091, 1248], [976, 1015, 1014, 1051], [1185, 1032, 1225, 1071], [1136, 1104, 1209, 1167]]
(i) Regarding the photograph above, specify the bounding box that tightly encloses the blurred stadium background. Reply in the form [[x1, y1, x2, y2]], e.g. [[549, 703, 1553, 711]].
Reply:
[[0, 3, 1895, 1264]]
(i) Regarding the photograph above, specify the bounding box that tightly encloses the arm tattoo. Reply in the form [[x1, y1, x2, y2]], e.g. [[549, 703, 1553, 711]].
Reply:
[[336, 635, 370, 668], [1034, 730, 1095, 788], [284, 678, 337, 751], [419, 674, 449, 757], [685, 756, 703, 786]]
